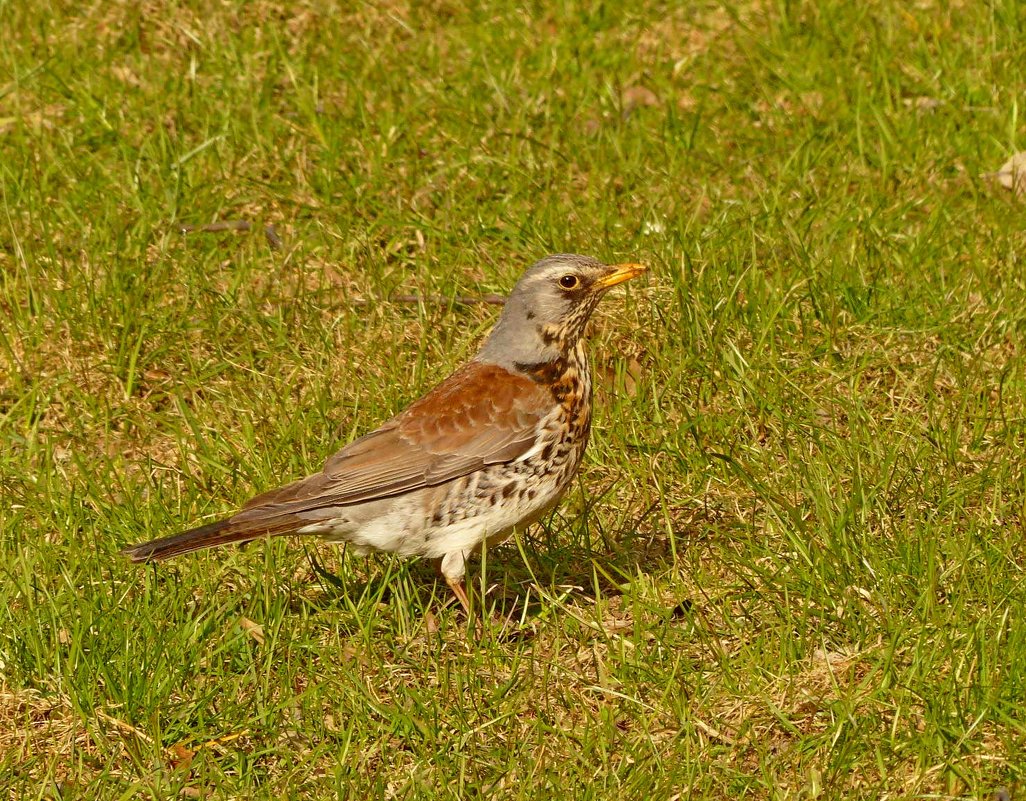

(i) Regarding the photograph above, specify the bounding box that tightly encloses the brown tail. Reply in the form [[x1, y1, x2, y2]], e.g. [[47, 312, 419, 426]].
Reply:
[[122, 519, 273, 562]]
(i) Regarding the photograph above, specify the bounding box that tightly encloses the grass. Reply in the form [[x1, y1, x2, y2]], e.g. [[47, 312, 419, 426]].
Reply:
[[2, 0, 1026, 797]]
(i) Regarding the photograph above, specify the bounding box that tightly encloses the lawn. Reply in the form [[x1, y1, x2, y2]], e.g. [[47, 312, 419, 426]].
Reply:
[[2, 0, 1026, 798]]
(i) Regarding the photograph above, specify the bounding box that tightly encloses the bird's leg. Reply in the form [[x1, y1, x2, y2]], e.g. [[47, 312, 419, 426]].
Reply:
[[439, 550, 512, 636], [440, 549, 481, 631], [445, 576, 473, 617]]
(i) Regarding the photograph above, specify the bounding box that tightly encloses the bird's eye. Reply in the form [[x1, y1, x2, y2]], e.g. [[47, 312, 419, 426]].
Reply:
[[559, 274, 580, 290]]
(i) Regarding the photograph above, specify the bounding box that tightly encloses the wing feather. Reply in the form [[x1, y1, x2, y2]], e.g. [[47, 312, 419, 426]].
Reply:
[[231, 362, 550, 526]]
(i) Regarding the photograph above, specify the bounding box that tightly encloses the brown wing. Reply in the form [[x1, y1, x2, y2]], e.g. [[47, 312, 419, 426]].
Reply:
[[230, 361, 551, 525]]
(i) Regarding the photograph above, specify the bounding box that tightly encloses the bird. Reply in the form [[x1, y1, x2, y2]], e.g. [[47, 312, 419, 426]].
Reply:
[[122, 254, 646, 615]]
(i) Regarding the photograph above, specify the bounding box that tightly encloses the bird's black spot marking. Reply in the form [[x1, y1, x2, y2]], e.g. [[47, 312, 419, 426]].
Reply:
[[540, 327, 558, 346], [502, 483, 516, 499], [541, 443, 554, 462], [526, 310, 535, 320], [514, 357, 569, 385]]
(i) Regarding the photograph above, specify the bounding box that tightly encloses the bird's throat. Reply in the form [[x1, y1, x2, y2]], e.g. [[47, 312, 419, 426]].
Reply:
[[513, 341, 590, 408]]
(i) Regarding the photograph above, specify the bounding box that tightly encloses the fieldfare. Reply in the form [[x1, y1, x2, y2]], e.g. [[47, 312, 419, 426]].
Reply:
[[123, 254, 646, 614]]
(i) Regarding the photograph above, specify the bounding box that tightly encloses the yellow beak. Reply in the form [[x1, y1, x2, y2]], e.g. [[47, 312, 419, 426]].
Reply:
[[594, 262, 646, 289]]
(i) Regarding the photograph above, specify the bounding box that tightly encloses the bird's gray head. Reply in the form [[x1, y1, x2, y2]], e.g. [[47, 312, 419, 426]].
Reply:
[[475, 253, 645, 370]]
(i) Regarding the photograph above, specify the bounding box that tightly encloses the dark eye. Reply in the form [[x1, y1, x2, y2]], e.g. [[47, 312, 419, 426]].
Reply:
[[559, 274, 580, 289]]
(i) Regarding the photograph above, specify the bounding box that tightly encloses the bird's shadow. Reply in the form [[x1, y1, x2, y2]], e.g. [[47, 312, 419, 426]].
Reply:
[[295, 520, 701, 631]]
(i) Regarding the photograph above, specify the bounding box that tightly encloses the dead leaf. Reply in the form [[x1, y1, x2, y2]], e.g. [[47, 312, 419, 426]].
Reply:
[[110, 64, 142, 87], [169, 742, 195, 771], [238, 616, 265, 645], [340, 642, 359, 662], [622, 85, 660, 111], [677, 93, 697, 111], [624, 357, 642, 397], [903, 96, 942, 112], [984, 151, 1026, 196]]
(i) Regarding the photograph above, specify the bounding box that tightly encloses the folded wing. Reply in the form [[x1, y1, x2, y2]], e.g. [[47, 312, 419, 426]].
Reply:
[[230, 361, 550, 527]]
